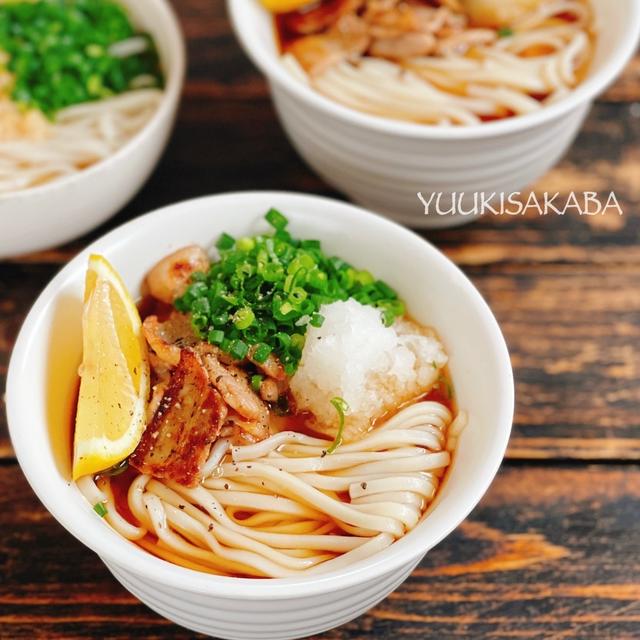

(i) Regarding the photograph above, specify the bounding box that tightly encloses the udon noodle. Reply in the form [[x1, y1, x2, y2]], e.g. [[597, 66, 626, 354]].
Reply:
[[0, 88, 162, 193], [273, 0, 595, 125], [79, 402, 466, 577]]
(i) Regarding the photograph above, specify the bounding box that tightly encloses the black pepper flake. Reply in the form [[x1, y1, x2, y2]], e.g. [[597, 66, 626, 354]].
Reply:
[[208, 524, 214, 531], [178, 504, 185, 510], [224, 483, 229, 490], [361, 482, 368, 490]]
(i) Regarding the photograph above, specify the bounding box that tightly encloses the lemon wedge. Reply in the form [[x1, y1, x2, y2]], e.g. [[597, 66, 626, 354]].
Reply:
[[260, 0, 311, 13], [72, 254, 149, 480]]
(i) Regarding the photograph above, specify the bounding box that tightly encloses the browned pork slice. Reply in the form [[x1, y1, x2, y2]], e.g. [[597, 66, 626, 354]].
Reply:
[[143, 311, 198, 367], [130, 349, 227, 486], [145, 245, 210, 305], [288, 15, 370, 75], [282, 0, 365, 35], [198, 348, 270, 426]]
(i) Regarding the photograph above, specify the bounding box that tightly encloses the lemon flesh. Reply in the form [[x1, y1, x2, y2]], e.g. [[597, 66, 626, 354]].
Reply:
[[72, 255, 149, 480]]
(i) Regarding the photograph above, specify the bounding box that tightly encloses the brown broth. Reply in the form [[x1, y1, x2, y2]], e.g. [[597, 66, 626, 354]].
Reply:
[[137, 294, 173, 322], [102, 465, 141, 527]]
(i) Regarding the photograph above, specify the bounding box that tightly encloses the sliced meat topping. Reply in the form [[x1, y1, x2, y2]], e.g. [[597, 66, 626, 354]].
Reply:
[[199, 349, 270, 426], [130, 349, 227, 487], [146, 245, 210, 305], [143, 311, 197, 367], [248, 345, 287, 381], [288, 14, 370, 75]]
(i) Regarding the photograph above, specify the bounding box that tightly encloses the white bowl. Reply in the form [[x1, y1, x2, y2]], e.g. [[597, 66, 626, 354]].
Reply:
[[7, 192, 514, 640], [228, 1, 640, 228], [0, 0, 185, 259]]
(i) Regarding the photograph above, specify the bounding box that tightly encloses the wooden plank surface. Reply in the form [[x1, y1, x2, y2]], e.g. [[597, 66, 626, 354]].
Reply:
[[1, 463, 638, 639]]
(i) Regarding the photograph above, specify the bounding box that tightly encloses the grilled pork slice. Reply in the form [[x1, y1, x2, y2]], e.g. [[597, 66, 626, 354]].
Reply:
[[130, 349, 227, 486], [143, 311, 198, 367]]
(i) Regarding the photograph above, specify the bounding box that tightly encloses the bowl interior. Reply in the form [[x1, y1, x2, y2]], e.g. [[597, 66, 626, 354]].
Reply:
[[229, 0, 640, 138], [7, 192, 513, 597]]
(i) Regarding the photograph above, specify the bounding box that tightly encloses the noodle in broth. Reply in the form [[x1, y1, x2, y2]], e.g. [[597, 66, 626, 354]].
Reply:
[[0, 89, 162, 192], [273, 0, 595, 125], [79, 400, 466, 578]]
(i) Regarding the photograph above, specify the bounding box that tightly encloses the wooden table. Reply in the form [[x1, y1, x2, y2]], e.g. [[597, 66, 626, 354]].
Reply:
[[1, 2, 639, 638]]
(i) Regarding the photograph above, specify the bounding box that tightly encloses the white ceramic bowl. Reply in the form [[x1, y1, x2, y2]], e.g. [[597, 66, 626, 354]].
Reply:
[[228, 1, 640, 228], [7, 192, 514, 639], [0, 0, 185, 259]]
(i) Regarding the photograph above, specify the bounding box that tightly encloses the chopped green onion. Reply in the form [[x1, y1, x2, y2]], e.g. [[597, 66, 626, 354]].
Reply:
[[216, 233, 235, 251], [498, 27, 514, 37], [274, 332, 291, 349], [93, 502, 108, 518], [102, 459, 129, 477], [251, 374, 263, 393], [233, 308, 255, 330], [252, 343, 272, 363], [265, 208, 289, 230], [289, 287, 307, 304], [237, 237, 255, 252], [262, 262, 284, 282], [310, 313, 325, 328], [327, 397, 349, 454], [355, 270, 375, 286], [279, 301, 294, 316], [229, 339, 249, 360], [0, 0, 163, 118], [290, 333, 305, 352], [208, 329, 225, 345]]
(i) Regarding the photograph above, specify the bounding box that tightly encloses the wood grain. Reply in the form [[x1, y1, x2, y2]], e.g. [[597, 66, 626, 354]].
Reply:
[[1, 463, 638, 639]]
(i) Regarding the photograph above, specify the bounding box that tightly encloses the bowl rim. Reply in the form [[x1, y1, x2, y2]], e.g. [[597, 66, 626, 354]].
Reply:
[[0, 0, 186, 203], [7, 191, 514, 600], [227, 0, 640, 141]]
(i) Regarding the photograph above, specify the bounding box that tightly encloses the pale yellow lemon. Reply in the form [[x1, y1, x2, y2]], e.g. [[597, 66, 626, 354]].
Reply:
[[72, 255, 149, 480]]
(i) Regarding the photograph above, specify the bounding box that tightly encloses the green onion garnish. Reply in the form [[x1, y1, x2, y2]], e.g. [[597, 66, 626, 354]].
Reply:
[[0, 0, 163, 118], [498, 27, 514, 38], [175, 210, 404, 374], [446, 381, 454, 399], [102, 459, 129, 477], [216, 233, 235, 251], [229, 339, 249, 360], [208, 329, 225, 345], [251, 374, 263, 393], [326, 397, 349, 454], [265, 208, 289, 230], [93, 502, 108, 518]]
